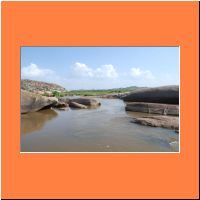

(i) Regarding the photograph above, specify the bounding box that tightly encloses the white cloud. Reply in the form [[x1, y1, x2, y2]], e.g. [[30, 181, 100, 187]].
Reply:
[[130, 67, 154, 79], [96, 64, 118, 78], [21, 63, 68, 87], [73, 62, 94, 77], [72, 62, 118, 79], [21, 63, 55, 78]]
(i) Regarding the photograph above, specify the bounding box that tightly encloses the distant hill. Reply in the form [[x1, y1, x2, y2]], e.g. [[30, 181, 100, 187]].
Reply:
[[21, 79, 66, 93], [21, 79, 146, 97]]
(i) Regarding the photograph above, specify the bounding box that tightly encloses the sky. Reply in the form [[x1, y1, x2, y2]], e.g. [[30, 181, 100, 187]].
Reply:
[[21, 47, 179, 90]]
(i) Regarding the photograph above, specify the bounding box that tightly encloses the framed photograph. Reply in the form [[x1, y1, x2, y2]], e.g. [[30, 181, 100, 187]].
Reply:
[[1, 1, 199, 199]]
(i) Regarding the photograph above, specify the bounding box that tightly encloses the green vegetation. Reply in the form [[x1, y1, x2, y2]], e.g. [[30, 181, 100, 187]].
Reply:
[[42, 91, 65, 97], [64, 86, 139, 96], [52, 91, 65, 97], [21, 78, 144, 97]]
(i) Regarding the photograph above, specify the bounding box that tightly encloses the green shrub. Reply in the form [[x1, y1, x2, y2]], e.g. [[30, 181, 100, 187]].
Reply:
[[52, 91, 65, 97]]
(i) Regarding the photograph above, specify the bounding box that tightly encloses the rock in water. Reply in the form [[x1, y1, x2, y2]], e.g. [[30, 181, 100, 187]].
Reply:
[[69, 101, 87, 109], [58, 97, 71, 104], [53, 101, 69, 108], [133, 115, 179, 129], [69, 98, 101, 107], [125, 102, 179, 116], [122, 85, 179, 104], [21, 90, 58, 113]]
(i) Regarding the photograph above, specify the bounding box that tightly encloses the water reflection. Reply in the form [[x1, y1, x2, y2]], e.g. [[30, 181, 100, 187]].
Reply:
[[21, 109, 58, 134]]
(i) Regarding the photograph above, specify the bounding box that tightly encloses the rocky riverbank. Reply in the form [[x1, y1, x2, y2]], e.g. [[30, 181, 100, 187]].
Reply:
[[122, 85, 179, 132], [21, 84, 180, 133], [21, 90, 101, 114]]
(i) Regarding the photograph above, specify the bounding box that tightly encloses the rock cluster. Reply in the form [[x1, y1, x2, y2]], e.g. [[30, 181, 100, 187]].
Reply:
[[21, 90, 101, 114], [122, 85, 179, 131]]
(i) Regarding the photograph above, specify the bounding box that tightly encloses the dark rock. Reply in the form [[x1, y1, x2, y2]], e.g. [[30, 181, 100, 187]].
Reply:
[[53, 101, 69, 108], [56, 107, 68, 111], [122, 85, 179, 104]]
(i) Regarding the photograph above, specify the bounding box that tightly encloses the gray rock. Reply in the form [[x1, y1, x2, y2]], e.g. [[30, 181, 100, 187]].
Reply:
[[21, 90, 58, 113], [123, 85, 179, 104], [69, 98, 101, 107], [125, 102, 179, 116], [133, 115, 179, 129], [69, 101, 87, 109]]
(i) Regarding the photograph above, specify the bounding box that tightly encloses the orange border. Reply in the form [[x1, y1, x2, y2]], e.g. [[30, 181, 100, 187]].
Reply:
[[1, 2, 199, 199]]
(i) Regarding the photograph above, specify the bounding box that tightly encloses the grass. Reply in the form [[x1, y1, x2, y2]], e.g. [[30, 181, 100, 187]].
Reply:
[[41, 86, 141, 97], [64, 87, 138, 96]]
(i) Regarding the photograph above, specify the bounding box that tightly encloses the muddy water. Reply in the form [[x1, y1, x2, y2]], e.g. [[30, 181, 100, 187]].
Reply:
[[21, 98, 179, 152]]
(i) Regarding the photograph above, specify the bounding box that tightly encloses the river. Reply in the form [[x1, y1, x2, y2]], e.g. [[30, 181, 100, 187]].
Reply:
[[21, 98, 179, 152]]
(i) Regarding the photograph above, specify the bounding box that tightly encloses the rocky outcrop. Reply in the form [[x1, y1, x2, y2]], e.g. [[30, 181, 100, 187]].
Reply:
[[133, 115, 179, 130], [125, 102, 179, 116], [123, 85, 179, 104], [21, 79, 66, 93], [21, 91, 101, 113], [21, 90, 58, 114], [69, 101, 87, 109], [69, 98, 101, 107]]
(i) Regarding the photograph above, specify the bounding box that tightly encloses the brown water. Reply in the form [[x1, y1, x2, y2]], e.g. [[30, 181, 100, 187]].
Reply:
[[21, 98, 179, 152]]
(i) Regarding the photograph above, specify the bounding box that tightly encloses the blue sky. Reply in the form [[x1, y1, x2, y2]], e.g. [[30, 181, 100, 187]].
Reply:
[[21, 47, 179, 90]]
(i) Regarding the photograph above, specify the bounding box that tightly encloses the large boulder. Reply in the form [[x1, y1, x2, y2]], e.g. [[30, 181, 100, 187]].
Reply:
[[21, 90, 58, 114], [69, 98, 101, 107], [122, 85, 179, 104], [125, 102, 179, 116]]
